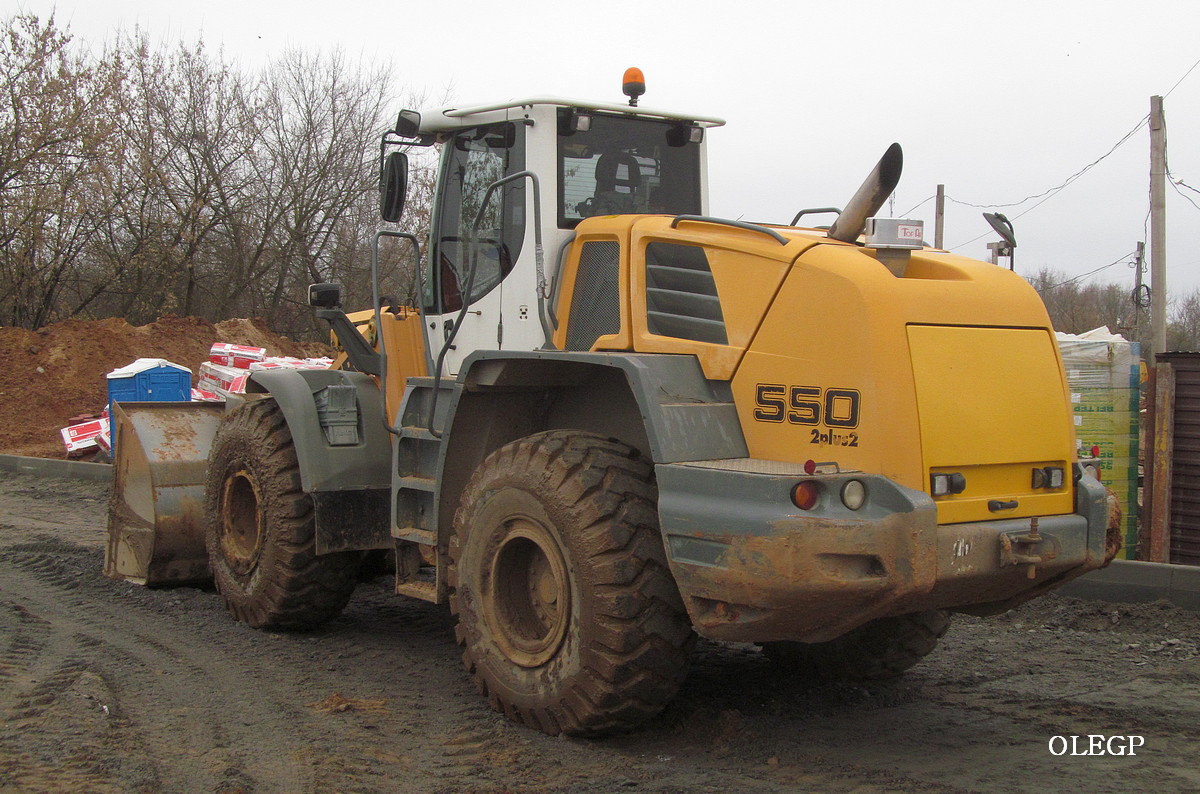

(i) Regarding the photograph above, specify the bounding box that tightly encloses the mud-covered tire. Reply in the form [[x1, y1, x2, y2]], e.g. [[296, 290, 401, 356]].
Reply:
[[449, 430, 694, 737], [203, 399, 361, 630], [762, 610, 951, 680]]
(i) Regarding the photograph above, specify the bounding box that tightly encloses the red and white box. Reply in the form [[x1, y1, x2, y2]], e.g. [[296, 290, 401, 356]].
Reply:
[[208, 343, 266, 369], [191, 388, 225, 402], [198, 361, 250, 394], [60, 416, 110, 457], [96, 406, 112, 452], [250, 356, 332, 371]]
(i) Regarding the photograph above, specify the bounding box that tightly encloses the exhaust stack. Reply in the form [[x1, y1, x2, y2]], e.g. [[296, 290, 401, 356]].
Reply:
[[827, 143, 903, 244]]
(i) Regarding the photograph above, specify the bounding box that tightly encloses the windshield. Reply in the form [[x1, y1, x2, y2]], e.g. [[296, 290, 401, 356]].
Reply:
[[557, 110, 701, 229]]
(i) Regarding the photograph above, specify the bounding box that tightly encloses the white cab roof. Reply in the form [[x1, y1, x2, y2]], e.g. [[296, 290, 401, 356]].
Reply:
[[419, 96, 726, 133]]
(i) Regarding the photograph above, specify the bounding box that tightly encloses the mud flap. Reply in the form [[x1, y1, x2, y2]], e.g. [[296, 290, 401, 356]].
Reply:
[[105, 401, 225, 585]]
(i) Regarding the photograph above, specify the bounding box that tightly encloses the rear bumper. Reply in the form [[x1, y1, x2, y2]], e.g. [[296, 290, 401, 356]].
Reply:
[[656, 460, 1110, 643]]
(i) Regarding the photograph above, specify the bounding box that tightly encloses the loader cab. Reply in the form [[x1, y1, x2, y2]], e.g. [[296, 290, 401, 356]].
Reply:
[[413, 97, 723, 374]]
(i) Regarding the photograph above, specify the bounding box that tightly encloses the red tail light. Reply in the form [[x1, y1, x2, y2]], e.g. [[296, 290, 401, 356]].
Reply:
[[791, 482, 820, 510]]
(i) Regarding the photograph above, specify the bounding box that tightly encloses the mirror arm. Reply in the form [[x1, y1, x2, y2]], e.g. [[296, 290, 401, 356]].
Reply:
[[314, 308, 382, 376]]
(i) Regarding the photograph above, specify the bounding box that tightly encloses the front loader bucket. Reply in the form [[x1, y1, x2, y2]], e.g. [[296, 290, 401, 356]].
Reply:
[[105, 401, 225, 586]]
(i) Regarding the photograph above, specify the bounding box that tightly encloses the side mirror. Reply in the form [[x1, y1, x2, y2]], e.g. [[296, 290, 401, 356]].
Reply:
[[395, 109, 421, 138], [309, 283, 342, 309], [380, 151, 408, 223]]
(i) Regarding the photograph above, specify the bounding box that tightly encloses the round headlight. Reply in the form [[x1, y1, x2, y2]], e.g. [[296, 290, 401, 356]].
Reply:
[[841, 480, 867, 511]]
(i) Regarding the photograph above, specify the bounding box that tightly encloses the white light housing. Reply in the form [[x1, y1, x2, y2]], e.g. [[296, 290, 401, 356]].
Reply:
[[1032, 466, 1066, 489], [841, 480, 867, 510], [930, 472, 966, 497]]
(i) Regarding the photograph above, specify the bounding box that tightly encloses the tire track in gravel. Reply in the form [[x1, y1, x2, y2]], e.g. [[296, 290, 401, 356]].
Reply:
[[0, 540, 315, 792], [3, 472, 1200, 793], [0, 539, 490, 792], [0, 532, 541, 793]]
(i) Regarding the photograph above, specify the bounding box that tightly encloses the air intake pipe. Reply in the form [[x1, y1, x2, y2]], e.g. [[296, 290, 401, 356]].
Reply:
[[827, 143, 903, 244]]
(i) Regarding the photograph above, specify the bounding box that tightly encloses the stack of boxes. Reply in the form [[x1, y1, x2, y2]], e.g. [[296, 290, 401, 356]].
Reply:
[[58, 344, 333, 457], [1056, 328, 1142, 559]]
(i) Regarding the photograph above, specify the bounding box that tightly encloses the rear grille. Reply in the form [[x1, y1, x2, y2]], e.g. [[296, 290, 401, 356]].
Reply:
[[565, 241, 622, 351], [645, 242, 728, 345]]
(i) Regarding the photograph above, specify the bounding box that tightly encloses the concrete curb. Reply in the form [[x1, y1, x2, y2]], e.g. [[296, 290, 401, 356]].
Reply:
[[1058, 559, 1200, 612], [0, 453, 113, 483]]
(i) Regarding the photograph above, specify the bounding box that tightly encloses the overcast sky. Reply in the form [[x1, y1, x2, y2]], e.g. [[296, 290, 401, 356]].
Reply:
[[18, 0, 1200, 306]]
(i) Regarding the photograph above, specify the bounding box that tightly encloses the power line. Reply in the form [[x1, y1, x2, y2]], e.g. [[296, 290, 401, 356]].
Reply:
[[1040, 251, 1139, 290], [947, 116, 1149, 251], [950, 116, 1148, 212], [940, 58, 1198, 254], [1167, 167, 1200, 213], [1164, 54, 1200, 98], [898, 195, 934, 217], [1168, 174, 1200, 213]]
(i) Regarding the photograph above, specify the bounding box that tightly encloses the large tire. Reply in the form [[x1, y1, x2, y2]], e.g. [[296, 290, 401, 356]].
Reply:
[[762, 610, 951, 681], [449, 431, 694, 737], [204, 399, 361, 630]]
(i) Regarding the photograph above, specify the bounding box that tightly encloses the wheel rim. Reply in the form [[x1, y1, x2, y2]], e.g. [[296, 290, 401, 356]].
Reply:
[[484, 516, 571, 668], [220, 469, 265, 576]]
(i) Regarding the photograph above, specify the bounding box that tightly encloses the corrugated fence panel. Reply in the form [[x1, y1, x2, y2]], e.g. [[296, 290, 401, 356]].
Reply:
[[1161, 353, 1200, 566]]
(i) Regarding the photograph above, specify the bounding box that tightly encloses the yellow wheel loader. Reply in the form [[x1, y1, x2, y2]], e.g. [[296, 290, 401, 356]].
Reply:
[[107, 71, 1115, 737]]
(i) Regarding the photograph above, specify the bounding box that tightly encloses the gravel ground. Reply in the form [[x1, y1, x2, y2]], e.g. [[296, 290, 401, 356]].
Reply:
[[1, 471, 1198, 793]]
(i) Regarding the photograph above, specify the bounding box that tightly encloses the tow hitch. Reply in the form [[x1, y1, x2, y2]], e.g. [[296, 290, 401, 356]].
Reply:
[[999, 518, 1059, 579]]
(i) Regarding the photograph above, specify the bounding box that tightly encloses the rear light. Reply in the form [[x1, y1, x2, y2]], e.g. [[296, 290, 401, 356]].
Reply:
[[930, 472, 966, 497], [1031, 466, 1066, 489], [791, 481, 820, 510], [841, 480, 867, 510]]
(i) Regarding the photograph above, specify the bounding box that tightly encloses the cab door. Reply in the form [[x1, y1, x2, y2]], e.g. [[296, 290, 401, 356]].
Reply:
[[424, 122, 526, 375]]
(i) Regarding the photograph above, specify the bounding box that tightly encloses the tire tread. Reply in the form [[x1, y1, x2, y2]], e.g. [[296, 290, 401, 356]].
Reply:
[[449, 430, 694, 736], [204, 400, 360, 630]]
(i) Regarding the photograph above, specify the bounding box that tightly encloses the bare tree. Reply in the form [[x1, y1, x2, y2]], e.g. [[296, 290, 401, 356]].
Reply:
[[1028, 267, 1140, 342], [0, 13, 122, 328], [0, 14, 440, 337], [1167, 289, 1200, 352], [233, 49, 387, 334]]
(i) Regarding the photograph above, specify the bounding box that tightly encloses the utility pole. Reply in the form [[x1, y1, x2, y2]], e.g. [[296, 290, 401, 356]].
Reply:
[[934, 184, 945, 249], [1150, 95, 1168, 359], [1133, 241, 1147, 340]]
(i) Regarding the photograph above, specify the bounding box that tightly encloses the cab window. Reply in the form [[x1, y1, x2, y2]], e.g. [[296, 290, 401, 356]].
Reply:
[[558, 109, 701, 229], [429, 122, 525, 313]]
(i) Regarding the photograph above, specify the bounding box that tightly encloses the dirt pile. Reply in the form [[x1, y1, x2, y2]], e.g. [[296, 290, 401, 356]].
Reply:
[[0, 316, 332, 459]]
